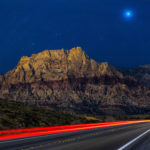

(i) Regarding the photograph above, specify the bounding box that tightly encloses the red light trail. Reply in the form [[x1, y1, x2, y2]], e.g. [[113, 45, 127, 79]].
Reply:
[[0, 120, 149, 141]]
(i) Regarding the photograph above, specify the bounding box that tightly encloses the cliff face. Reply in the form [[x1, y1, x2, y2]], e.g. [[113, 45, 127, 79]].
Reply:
[[0, 47, 150, 115], [2, 47, 122, 84], [120, 65, 150, 89]]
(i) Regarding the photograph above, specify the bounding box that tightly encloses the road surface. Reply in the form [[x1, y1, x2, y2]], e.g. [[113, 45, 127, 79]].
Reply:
[[0, 122, 150, 150]]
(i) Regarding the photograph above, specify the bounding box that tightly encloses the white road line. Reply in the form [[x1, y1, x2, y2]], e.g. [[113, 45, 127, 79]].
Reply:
[[118, 129, 150, 150]]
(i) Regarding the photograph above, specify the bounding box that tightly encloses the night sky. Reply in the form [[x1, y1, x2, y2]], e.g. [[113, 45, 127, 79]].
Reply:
[[0, 0, 150, 73]]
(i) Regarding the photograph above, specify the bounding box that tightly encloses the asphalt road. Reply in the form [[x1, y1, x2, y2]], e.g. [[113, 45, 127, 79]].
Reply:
[[0, 122, 150, 150]]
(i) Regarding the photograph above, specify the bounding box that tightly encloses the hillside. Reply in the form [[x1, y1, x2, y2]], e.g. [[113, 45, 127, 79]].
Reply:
[[0, 99, 99, 130], [0, 47, 150, 115], [1, 99, 150, 130], [120, 65, 150, 89]]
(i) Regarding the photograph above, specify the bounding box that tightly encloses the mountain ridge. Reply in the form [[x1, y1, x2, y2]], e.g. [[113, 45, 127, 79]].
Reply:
[[0, 47, 150, 115], [119, 65, 150, 88]]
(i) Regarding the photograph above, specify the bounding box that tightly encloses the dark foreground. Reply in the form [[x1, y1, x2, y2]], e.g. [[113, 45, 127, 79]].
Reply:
[[0, 122, 150, 150]]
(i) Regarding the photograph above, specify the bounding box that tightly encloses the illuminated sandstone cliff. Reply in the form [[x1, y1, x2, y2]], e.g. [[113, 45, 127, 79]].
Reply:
[[3, 47, 122, 84], [0, 47, 150, 115]]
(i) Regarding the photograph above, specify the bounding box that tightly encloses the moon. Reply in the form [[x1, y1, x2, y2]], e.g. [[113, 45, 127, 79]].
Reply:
[[124, 10, 133, 18]]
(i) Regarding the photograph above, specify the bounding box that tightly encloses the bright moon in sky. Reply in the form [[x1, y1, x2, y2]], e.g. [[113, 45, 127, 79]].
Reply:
[[124, 10, 133, 18], [126, 12, 131, 16]]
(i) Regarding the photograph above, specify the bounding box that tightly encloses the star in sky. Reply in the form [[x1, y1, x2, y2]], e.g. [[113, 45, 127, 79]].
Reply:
[[124, 10, 133, 18]]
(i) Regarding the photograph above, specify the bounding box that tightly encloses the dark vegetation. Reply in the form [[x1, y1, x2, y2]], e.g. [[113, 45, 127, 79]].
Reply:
[[99, 114, 150, 122], [0, 99, 98, 130], [0, 99, 149, 130]]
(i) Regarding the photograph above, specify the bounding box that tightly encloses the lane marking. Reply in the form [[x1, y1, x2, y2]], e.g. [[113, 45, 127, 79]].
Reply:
[[118, 129, 150, 150], [0, 123, 146, 144], [22, 124, 150, 150], [28, 124, 149, 150], [0, 123, 148, 150]]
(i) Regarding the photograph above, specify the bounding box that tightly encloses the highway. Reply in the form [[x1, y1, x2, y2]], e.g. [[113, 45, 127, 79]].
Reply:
[[0, 122, 150, 150]]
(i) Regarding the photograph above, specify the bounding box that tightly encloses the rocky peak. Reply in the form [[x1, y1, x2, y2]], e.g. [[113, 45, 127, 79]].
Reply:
[[120, 65, 150, 88], [2, 47, 123, 85], [0, 47, 150, 115], [18, 56, 30, 66], [68, 47, 88, 65]]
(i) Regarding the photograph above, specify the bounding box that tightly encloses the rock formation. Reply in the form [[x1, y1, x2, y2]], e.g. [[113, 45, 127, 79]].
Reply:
[[120, 65, 150, 89], [0, 47, 150, 115]]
